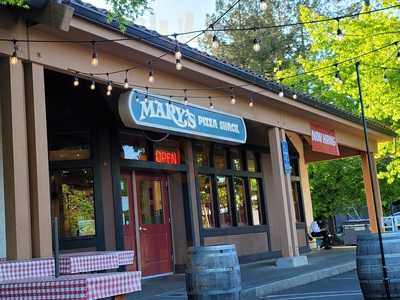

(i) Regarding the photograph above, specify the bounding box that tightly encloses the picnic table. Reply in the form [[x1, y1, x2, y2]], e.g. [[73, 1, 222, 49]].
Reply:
[[0, 251, 141, 299]]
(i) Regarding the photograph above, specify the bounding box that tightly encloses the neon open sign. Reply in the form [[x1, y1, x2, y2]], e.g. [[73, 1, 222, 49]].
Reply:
[[155, 149, 180, 165]]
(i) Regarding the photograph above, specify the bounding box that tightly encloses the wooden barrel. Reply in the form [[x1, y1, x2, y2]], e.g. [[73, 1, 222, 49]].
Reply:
[[185, 244, 241, 300], [357, 232, 400, 299]]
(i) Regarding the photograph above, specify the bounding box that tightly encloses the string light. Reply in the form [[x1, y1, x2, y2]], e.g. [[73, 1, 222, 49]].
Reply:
[[145, 87, 149, 102], [73, 75, 79, 87], [106, 90, 111, 96], [10, 40, 18, 65], [230, 87, 236, 104], [260, 0, 267, 11], [336, 19, 344, 41], [334, 65, 343, 84], [124, 70, 129, 89], [278, 79, 284, 97], [174, 36, 182, 60], [383, 69, 389, 83], [91, 41, 98, 66], [253, 38, 261, 52], [212, 34, 220, 49], [209, 96, 214, 109], [249, 97, 254, 107], [176, 59, 183, 71], [90, 76, 96, 90], [106, 73, 113, 92], [293, 93, 298, 100], [184, 89, 188, 105]]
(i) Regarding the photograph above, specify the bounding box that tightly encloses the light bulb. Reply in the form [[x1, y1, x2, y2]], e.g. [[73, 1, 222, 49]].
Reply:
[[73, 76, 79, 87], [106, 90, 111, 96], [279, 91, 284, 97], [10, 51, 18, 65], [260, 0, 267, 11], [90, 81, 96, 90], [176, 59, 183, 71], [148, 71, 154, 83], [249, 99, 254, 107], [230, 95, 236, 104], [337, 28, 344, 41], [184, 96, 188, 105], [212, 35, 219, 49], [210, 101, 214, 109], [144, 95, 148, 102], [107, 82, 112, 91], [124, 78, 129, 89], [293, 94, 298, 100], [91, 53, 98, 66], [175, 50, 182, 60], [253, 38, 261, 52], [335, 71, 343, 84]]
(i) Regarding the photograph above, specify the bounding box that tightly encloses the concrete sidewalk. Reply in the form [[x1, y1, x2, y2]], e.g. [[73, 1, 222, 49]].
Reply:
[[129, 247, 356, 300]]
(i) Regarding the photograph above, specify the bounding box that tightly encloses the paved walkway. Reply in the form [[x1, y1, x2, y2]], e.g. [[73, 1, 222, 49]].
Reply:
[[129, 247, 356, 300]]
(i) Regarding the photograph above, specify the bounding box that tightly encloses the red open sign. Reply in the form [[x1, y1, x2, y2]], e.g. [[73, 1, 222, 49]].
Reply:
[[155, 149, 180, 165]]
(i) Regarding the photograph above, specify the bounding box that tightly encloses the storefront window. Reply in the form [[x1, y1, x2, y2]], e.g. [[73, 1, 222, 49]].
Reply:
[[247, 151, 258, 172], [120, 133, 148, 160], [231, 149, 242, 171], [233, 177, 248, 226], [216, 176, 231, 227], [214, 146, 227, 169], [194, 143, 210, 167], [249, 178, 262, 225], [48, 132, 91, 161], [199, 175, 215, 228], [50, 168, 96, 239]]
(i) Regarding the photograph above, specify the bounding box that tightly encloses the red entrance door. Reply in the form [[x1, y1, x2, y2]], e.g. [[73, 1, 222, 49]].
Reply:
[[120, 173, 137, 271], [136, 174, 173, 276]]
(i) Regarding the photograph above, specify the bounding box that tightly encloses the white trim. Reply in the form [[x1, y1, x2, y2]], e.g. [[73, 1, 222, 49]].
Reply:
[[142, 272, 174, 280]]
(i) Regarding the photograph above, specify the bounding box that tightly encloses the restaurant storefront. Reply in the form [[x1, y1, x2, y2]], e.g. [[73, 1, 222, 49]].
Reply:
[[0, 0, 395, 277]]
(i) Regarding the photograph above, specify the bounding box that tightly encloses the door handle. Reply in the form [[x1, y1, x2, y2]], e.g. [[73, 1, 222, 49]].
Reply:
[[139, 226, 148, 231]]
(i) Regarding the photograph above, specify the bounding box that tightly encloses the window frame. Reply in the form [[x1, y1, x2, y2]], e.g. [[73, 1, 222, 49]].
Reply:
[[194, 142, 267, 235]]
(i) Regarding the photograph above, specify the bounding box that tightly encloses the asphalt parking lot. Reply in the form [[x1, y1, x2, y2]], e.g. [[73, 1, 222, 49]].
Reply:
[[262, 271, 362, 300]]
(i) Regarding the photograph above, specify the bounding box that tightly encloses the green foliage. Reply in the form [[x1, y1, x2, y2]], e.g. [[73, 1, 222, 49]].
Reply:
[[0, 0, 27, 7]]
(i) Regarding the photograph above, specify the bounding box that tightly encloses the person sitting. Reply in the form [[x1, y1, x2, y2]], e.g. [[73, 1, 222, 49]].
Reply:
[[310, 217, 332, 250]]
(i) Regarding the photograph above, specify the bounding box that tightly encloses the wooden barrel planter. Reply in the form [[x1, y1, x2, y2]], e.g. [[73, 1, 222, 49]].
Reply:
[[357, 232, 400, 299], [185, 244, 241, 300]]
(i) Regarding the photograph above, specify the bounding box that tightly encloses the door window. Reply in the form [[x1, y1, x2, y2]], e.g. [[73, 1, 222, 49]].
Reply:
[[139, 179, 164, 224], [120, 177, 131, 226]]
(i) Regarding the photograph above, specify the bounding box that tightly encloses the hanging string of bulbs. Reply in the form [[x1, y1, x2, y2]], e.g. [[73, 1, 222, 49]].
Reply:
[[4, 0, 400, 110]]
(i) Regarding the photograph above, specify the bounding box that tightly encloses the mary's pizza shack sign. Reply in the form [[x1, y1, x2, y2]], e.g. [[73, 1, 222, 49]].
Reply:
[[311, 124, 340, 156]]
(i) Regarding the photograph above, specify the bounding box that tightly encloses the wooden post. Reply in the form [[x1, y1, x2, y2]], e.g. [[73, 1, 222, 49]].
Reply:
[[361, 152, 383, 233], [0, 58, 32, 259]]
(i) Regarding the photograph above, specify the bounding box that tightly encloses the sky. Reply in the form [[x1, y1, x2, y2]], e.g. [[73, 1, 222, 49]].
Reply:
[[87, 0, 216, 47]]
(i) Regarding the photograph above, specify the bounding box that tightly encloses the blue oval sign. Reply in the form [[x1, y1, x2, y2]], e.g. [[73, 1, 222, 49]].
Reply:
[[119, 90, 247, 144]]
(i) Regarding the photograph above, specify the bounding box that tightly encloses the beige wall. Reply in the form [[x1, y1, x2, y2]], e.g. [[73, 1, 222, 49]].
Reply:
[[297, 229, 307, 248], [204, 232, 269, 257]]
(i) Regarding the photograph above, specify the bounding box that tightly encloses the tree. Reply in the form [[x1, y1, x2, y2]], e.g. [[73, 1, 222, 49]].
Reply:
[[0, 0, 151, 31]]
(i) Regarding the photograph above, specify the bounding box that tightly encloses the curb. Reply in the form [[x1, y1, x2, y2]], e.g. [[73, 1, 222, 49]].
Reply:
[[241, 261, 356, 299]]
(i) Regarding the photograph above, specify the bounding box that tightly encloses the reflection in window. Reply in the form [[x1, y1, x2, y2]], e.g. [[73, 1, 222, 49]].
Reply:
[[217, 176, 231, 227], [120, 178, 131, 226], [233, 177, 248, 226], [194, 143, 210, 167], [48, 132, 91, 161], [214, 147, 227, 169], [249, 178, 262, 225], [247, 151, 258, 172], [139, 179, 164, 224], [231, 150, 242, 171], [50, 169, 95, 239], [120, 133, 148, 160], [199, 175, 215, 228]]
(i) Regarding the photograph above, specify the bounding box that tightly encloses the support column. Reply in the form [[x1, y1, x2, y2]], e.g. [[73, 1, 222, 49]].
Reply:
[[0, 58, 32, 259], [24, 63, 52, 258], [361, 152, 383, 233], [266, 127, 307, 267], [184, 140, 201, 247]]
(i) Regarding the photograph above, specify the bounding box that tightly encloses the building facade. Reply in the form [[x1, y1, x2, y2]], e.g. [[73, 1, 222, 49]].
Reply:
[[0, 0, 394, 277]]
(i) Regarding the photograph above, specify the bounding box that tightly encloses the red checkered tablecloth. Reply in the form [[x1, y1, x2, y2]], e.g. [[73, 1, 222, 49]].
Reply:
[[114, 251, 135, 266], [0, 258, 54, 281], [60, 252, 120, 274], [0, 271, 142, 299]]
